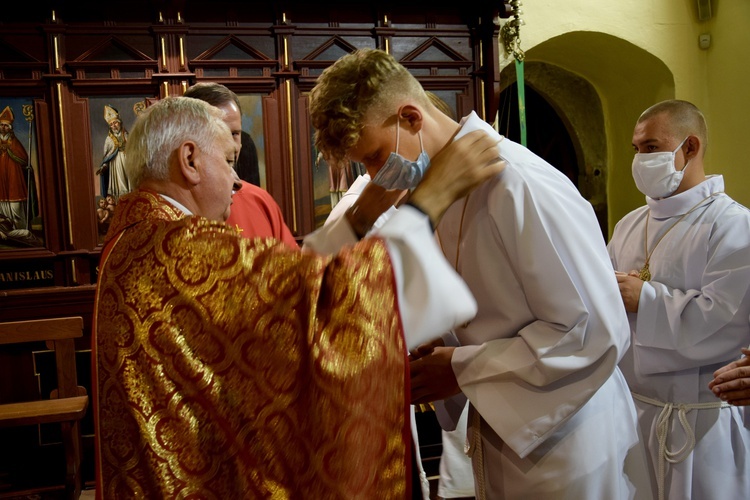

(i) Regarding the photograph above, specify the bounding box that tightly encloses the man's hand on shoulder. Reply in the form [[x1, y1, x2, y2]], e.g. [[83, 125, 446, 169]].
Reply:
[[409, 130, 505, 228]]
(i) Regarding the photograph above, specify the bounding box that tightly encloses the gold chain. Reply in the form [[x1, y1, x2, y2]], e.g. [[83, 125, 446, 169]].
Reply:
[[639, 192, 721, 281], [435, 194, 473, 328], [454, 193, 471, 272], [455, 194, 472, 328]]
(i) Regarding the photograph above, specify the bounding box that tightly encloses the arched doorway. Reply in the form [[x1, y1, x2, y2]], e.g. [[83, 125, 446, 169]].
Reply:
[[497, 83, 579, 186], [497, 61, 608, 236], [506, 32, 675, 238]]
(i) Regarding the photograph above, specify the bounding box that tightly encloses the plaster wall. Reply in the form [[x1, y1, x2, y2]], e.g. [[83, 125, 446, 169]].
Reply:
[[497, 0, 749, 235]]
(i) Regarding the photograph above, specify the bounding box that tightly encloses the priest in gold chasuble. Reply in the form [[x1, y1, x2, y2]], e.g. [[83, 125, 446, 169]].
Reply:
[[92, 96, 500, 499], [95, 189, 410, 498]]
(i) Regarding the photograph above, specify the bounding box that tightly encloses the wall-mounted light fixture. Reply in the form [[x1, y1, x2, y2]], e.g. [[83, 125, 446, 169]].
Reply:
[[697, 0, 712, 21]]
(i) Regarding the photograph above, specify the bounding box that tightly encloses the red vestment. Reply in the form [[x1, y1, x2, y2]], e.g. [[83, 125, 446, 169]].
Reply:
[[0, 132, 28, 202], [226, 180, 298, 247]]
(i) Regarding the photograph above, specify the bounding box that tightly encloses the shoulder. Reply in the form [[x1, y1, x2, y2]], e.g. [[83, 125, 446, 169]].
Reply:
[[708, 195, 750, 237], [152, 217, 310, 286], [234, 181, 280, 208], [715, 194, 750, 215], [172, 216, 241, 242], [610, 205, 648, 237], [495, 139, 580, 195], [484, 151, 585, 212], [618, 204, 648, 222], [694, 194, 750, 234], [176, 216, 294, 261]]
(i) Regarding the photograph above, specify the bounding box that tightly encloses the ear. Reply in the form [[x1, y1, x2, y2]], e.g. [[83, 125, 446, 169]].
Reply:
[[683, 135, 701, 161], [177, 141, 201, 186], [397, 104, 424, 133]]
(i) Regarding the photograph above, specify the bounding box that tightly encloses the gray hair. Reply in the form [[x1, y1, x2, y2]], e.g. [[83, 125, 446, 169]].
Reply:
[[125, 97, 229, 187]]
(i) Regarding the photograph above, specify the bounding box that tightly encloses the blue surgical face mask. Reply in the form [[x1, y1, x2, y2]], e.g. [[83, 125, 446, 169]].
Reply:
[[371, 123, 430, 190]]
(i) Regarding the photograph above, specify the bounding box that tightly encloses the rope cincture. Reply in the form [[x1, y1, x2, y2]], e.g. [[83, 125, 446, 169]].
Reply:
[[631, 392, 730, 500], [466, 404, 486, 500]]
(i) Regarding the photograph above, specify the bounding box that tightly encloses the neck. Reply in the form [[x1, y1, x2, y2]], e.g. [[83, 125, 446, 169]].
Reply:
[[141, 179, 199, 215], [672, 160, 707, 196], [424, 112, 460, 158]]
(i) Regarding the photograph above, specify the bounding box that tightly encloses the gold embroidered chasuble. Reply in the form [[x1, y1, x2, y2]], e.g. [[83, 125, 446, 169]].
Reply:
[[93, 189, 410, 499]]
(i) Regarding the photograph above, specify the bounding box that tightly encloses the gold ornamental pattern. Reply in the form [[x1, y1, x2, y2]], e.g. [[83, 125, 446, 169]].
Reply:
[[94, 190, 409, 499]]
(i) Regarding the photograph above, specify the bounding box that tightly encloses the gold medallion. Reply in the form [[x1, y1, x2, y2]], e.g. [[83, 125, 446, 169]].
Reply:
[[639, 263, 651, 282], [639, 192, 720, 284]]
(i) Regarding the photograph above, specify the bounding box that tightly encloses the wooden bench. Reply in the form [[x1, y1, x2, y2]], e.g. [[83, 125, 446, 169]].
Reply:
[[0, 317, 89, 499]]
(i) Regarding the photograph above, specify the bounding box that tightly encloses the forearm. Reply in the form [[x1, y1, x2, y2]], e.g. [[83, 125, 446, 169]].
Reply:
[[634, 282, 750, 373]]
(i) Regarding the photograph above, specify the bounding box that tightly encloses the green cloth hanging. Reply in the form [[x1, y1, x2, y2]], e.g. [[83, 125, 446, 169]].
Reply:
[[515, 58, 527, 147]]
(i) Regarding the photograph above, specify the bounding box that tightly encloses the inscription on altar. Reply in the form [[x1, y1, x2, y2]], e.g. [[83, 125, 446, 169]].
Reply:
[[0, 263, 54, 290]]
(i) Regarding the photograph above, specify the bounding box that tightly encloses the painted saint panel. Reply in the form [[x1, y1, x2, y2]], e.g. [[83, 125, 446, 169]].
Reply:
[[88, 96, 148, 241], [0, 97, 42, 250]]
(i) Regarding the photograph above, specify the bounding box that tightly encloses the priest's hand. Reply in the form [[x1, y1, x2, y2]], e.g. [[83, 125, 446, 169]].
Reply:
[[408, 337, 445, 361], [409, 130, 504, 229], [410, 346, 461, 405], [615, 271, 643, 313], [709, 348, 750, 406]]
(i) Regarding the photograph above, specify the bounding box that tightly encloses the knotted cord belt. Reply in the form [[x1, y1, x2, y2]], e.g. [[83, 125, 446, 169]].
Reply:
[[631, 392, 730, 500], [466, 404, 486, 500]]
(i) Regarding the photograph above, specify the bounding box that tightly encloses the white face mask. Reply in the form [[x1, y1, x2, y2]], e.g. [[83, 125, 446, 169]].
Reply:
[[631, 137, 690, 199], [371, 124, 430, 190]]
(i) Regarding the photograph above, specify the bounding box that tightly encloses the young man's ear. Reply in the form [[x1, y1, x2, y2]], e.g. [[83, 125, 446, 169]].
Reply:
[[178, 141, 201, 185], [398, 104, 423, 132]]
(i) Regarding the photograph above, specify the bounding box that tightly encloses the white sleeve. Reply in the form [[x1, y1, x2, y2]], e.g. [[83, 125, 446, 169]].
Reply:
[[634, 210, 750, 374], [301, 215, 358, 255], [375, 206, 477, 350], [304, 203, 477, 351], [301, 190, 396, 255], [451, 171, 628, 458]]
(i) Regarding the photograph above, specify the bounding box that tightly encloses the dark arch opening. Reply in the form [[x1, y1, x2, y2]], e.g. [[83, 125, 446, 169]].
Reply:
[[497, 83, 579, 187]]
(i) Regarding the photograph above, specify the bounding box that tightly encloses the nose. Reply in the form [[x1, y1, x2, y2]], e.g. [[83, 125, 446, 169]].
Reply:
[[231, 170, 242, 193]]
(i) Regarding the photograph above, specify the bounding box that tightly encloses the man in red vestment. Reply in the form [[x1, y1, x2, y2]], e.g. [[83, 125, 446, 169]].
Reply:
[[184, 82, 298, 247], [93, 96, 502, 498], [0, 105, 30, 230]]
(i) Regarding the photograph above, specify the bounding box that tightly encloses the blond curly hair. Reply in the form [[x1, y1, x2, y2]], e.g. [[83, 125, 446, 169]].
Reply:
[[309, 48, 427, 163]]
